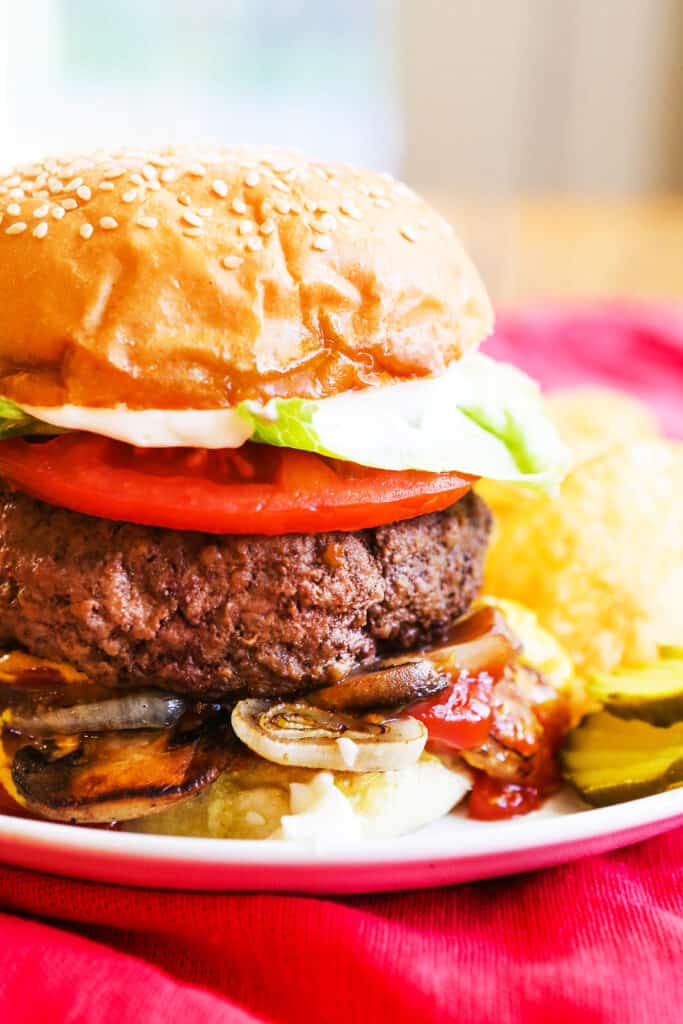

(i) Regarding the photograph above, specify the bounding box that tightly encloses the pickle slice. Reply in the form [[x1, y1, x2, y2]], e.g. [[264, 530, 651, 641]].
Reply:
[[561, 711, 683, 806], [588, 654, 683, 726]]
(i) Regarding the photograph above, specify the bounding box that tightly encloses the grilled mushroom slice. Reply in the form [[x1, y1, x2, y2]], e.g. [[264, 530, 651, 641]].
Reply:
[[311, 660, 447, 712], [7, 714, 234, 823], [232, 699, 426, 772], [310, 607, 521, 714]]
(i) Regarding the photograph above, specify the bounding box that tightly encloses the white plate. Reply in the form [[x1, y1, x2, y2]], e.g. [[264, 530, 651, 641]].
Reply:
[[0, 787, 681, 893]]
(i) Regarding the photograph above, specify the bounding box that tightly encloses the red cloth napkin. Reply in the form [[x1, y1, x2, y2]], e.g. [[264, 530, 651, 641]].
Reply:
[[1, 304, 682, 1024]]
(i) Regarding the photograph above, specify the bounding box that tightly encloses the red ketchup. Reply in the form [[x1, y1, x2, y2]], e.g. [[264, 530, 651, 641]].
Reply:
[[401, 607, 570, 821]]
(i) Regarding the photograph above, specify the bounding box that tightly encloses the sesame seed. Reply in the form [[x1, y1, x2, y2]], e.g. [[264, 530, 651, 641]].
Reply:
[[339, 200, 362, 220], [76, 185, 92, 201], [270, 159, 294, 174], [103, 168, 124, 179], [182, 210, 203, 228], [5, 175, 20, 188], [51, 206, 65, 220], [122, 189, 138, 203], [99, 216, 118, 230], [374, 198, 391, 209], [231, 197, 247, 214], [400, 224, 418, 242], [187, 163, 206, 177], [61, 198, 78, 211], [369, 186, 384, 199], [7, 203, 21, 217], [65, 177, 83, 192], [5, 222, 26, 235], [99, 181, 115, 191], [147, 179, 161, 191], [259, 218, 275, 235], [130, 173, 144, 186], [222, 254, 243, 269], [272, 180, 290, 194], [238, 220, 255, 235], [197, 207, 213, 217], [48, 178, 64, 194], [245, 235, 262, 252], [212, 179, 228, 198], [260, 199, 273, 217], [32, 221, 48, 239], [178, 192, 192, 207], [161, 168, 178, 183], [142, 163, 157, 181], [311, 234, 332, 251], [274, 197, 290, 215], [33, 204, 49, 218], [9, 187, 25, 200], [244, 170, 260, 187], [418, 217, 429, 229], [318, 212, 337, 231], [183, 227, 204, 238], [80, 223, 94, 240], [137, 215, 158, 229]]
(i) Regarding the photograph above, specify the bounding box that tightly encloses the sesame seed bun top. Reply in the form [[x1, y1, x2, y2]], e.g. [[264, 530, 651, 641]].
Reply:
[[0, 144, 493, 409]]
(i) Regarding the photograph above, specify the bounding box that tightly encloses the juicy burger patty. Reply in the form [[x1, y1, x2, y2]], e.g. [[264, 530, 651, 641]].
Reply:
[[0, 487, 491, 697]]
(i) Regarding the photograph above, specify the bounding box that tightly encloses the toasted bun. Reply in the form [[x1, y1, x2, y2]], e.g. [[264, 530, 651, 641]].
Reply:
[[0, 145, 492, 409]]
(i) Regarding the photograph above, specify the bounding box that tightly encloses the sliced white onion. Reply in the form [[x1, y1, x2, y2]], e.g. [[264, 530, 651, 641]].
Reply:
[[231, 700, 427, 772], [10, 691, 187, 737]]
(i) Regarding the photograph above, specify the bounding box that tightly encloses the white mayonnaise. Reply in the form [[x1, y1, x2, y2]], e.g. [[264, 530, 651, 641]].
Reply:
[[277, 772, 364, 844]]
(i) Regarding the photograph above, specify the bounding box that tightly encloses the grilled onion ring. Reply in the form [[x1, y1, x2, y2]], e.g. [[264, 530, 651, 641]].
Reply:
[[232, 700, 426, 772]]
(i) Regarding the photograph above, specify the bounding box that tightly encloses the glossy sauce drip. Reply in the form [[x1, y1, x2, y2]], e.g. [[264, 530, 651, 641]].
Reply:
[[467, 688, 571, 821]]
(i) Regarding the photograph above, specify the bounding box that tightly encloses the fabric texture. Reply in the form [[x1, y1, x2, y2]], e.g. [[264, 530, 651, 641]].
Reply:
[[0, 304, 682, 1024]]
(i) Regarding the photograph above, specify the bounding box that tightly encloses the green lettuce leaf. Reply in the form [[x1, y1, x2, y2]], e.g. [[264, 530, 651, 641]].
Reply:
[[239, 353, 570, 491], [0, 397, 68, 439]]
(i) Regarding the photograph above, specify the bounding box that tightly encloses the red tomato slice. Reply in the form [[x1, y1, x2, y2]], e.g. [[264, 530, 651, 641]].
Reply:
[[407, 672, 495, 752], [0, 435, 474, 535]]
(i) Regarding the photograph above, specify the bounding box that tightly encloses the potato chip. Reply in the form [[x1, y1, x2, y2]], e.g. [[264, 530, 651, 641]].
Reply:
[[547, 386, 659, 464], [480, 440, 683, 674]]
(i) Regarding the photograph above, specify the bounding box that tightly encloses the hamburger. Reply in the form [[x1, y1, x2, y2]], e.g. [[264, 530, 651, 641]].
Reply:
[[0, 145, 572, 840]]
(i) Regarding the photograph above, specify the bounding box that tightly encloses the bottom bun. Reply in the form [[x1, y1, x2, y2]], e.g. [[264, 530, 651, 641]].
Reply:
[[128, 752, 472, 842]]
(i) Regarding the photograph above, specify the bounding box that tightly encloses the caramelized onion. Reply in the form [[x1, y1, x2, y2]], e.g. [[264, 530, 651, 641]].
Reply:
[[8, 690, 187, 738], [232, 699, 426, 772], [383, 606, 521, 680]]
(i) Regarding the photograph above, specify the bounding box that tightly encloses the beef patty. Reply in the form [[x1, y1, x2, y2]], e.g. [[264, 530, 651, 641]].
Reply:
[[0, 487, 492, 697]]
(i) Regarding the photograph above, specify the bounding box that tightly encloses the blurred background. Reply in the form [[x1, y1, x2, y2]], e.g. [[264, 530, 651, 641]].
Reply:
[[2, 0, 683, 303]]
